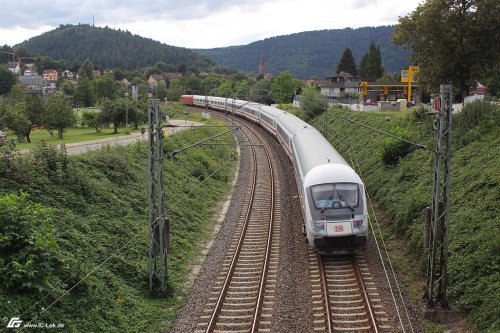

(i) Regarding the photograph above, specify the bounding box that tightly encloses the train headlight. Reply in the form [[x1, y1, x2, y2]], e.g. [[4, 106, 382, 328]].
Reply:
[[352, 220, 364, 229], [313, 221, 325, 231]]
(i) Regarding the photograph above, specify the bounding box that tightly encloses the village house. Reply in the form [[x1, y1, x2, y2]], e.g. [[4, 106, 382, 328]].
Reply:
[[148, 74, 166, 87], [23, 64, 37, 77], [7, 61, 20, 75], [317, 72, 361, 100], [42, 69, 58, 82], [470, 81, 488, 95], [19, 75, 44, 92], [61, 69, 74, 79]]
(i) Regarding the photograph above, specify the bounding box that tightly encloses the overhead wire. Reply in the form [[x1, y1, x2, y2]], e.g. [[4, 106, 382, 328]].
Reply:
[[18, 123, 239, 331], [299, 99, 414, 331]]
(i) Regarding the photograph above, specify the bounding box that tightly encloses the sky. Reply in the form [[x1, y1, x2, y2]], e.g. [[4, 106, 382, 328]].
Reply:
[[0, 0, 423, 49]]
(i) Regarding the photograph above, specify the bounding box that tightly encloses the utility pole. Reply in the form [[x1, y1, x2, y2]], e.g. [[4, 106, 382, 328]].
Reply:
[[125, 92, 129, 129], [323, 97, 329, 140], [424, 84, 452, 308], [147, 99, 168, 295]]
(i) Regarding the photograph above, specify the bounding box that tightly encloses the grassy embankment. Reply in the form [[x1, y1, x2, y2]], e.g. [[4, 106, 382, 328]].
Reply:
[[311, 101, 499, 332], [0, 115, 236, 332]]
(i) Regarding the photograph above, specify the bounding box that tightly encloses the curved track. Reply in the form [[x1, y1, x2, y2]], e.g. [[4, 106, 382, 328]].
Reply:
[[195, 115, 280, 333]]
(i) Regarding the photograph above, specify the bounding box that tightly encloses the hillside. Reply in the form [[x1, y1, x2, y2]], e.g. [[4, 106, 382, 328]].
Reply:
[[16, 24, 215, 70], [199, 26, 411, 79]]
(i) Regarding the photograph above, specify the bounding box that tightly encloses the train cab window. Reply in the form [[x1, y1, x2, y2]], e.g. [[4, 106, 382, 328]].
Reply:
[[310, 183, 358, 210]]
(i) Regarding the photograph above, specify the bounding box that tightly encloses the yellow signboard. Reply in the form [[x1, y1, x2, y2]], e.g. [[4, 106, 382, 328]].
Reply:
[[401, 70, 409, 82]]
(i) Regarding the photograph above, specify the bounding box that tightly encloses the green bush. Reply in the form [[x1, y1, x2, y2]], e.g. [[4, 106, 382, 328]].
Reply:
[[380, 128, 416, 166], [0, 192, 63, 294]]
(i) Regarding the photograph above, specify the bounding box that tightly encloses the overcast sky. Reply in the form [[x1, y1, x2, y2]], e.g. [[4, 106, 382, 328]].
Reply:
[[0, 0, 423, 49]]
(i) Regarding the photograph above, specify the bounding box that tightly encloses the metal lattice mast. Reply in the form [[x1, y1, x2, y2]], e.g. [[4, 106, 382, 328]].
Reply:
[[425, 85, 452, 307], [148, 99, 168, 295]]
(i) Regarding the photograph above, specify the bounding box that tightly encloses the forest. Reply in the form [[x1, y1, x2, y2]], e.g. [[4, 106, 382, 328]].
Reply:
[[14, 24, 215, 72], [199, 26, 411, 79]]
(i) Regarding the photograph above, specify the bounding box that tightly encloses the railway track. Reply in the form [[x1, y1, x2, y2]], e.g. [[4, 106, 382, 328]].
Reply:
[[310, 250, 392, 332], [195, 116, 280, 333]]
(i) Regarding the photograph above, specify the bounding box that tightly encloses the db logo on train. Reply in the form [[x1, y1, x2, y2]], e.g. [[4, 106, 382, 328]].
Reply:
[[334, 225, 344, 232]]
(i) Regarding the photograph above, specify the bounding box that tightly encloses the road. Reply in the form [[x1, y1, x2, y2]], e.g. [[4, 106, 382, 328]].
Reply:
[[18, 120, 204, 155]]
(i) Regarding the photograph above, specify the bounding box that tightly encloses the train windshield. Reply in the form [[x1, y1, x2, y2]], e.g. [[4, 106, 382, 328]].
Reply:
[[310, 183, 358, 210]]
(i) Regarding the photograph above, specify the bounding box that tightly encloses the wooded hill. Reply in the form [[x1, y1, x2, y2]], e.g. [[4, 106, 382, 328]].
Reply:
[[199, 26, 411, 79], [15, 24, 215, 71], [16, 24, 410, 80]]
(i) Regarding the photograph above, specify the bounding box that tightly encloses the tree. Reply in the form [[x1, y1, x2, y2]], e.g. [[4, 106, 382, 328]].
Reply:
[[337, 48, 357, 76], [73, 76, 95, 107], [299, 85, 327, 121], [0, 65, 17, 96], [392, 0, 500, 96], [43, 93, 77, 139], [99, 99, 126, 134], [1, 102, 30, 142], [270, 72, 303, 104], [94, 74, 118, 101], [23, 95, 45, 143], [80, 110, 101, 132], [249, 79, 272, 104], [358, 41, 384, 81], [78, 59, 94, 79]]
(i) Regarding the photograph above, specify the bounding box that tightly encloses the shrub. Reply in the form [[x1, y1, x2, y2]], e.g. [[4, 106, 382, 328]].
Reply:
[[0, 192, 63, 294], [380, 128, 416, 166]]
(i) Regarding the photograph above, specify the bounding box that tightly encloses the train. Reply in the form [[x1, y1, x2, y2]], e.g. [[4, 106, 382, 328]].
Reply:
[[181, 95, 368, 253]]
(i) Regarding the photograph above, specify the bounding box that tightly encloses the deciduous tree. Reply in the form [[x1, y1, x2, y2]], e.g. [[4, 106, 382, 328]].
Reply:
[[270, 72, 303, 104], [0, 65, 17, 96], [43, 93, 77, 139], [392, 0, 500, 96], [299, 85, 327, 121], [99, 99, 125, 134]]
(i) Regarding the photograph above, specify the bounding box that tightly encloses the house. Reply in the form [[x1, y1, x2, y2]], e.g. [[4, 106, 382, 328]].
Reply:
[[148, 74, 166, 87], [43, 69, 58, 82], [470, 81, 488, 95], [122, 78, 130, 86], [42, 83, 57, 96], [92, 69, 101, 77], [61, 70, 74, 79], [19, 75, 44, 91], [317, 72, 360, 100], [7, 61, 20, 74]]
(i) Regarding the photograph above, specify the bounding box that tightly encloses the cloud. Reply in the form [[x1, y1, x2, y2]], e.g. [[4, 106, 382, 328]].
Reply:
[[0, 0, 423, 48], [0, 0, 270, 29]]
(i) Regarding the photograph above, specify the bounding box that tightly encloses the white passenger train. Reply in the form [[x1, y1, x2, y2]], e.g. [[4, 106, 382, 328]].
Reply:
[[181, 95, 368, 252]]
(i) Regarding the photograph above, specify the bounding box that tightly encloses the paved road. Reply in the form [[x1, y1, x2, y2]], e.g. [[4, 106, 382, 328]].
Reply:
[[18, 120, 204, 155]]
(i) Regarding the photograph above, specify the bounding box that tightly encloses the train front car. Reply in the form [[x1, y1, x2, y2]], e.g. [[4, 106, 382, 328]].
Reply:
[[293, 128, 368, 253]]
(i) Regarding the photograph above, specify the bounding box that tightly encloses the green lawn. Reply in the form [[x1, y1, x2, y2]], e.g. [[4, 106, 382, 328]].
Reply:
[[5, 107, 206, 150], [6, 127, 140, 150]]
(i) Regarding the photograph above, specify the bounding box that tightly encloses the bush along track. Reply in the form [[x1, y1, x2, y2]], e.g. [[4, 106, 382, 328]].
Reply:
[[306, 101, 499, 332], [0, 120, 236, 332]]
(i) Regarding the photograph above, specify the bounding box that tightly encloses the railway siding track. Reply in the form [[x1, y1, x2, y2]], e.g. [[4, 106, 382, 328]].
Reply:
[[195, 117, 280, 333], [310, 250, 391, 332]]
